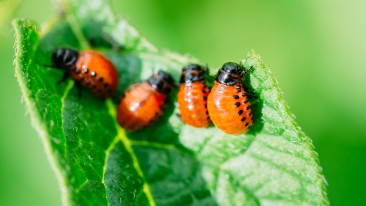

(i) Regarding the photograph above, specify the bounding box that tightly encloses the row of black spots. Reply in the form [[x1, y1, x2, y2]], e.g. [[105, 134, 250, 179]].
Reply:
[[235, 94, 251, 127], [239, 116, 250, 127], [80, 67, 110, 96], [204, 102, 210, 120], [234, 101, 250, 109], [237, 109, 249, 126], [75, 68, 105, 97], [202, 86, 210, 120]]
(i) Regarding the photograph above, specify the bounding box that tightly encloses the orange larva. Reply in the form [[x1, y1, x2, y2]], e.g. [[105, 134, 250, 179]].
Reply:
[[117, 70, 174, 131], [177, 64, 210, 127], [207, 62, 253, 135], [50, 48, 118, 99]]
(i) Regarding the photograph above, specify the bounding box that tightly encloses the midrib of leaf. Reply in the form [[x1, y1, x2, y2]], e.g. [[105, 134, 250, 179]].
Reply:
[[104, 100, 156, 206]]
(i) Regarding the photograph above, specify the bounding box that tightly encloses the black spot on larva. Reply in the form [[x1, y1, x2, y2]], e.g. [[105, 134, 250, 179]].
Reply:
[[235, 102, 240, 107], [238, 110, 243, 115], [207, 116, 210, 120], [204, 103, 207, 108], [233, 95, 239, 99], [104, 83, 109, 87], [236, 88, 241, 93], [206, 110, 209, 115], [241, 117, 246, 122], [245, 123, 249, 127], [243, 99, 249, 103], [99, 77, 104, 82], [246, 106, 250, 110], [82, 67, 88, 73], [242, 93, 246, 97], [202, 90, 206, 93], [91, 71, 96, 77], [203, 96, 207, 101]]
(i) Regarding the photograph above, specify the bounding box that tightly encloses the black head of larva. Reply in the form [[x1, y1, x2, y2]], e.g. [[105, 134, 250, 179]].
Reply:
[[148, 70, 175, 95], [51, 48, 79, 69], [180, 64, 206, 84], [216, 62, 245, 86]]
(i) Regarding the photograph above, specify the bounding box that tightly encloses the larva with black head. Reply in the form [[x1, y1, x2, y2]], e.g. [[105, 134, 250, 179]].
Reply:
[[49, 48, 118, 99], [207, 62, 253, 135], [177, 64, 211, 127], [117, 70, 174, 131]]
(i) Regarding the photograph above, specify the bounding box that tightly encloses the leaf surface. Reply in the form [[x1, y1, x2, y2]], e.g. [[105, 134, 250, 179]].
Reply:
[[13, 0, 329, 205]]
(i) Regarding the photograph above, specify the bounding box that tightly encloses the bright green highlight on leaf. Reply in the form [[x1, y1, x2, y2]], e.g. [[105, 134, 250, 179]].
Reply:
[[13, 0, 329, 205]]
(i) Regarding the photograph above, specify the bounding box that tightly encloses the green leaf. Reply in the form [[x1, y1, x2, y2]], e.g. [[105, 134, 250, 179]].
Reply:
[[13, 0, 329, 205]]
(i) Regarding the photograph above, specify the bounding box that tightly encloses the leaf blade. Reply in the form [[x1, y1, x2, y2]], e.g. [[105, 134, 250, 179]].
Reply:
[[13, 0, 329, 205]]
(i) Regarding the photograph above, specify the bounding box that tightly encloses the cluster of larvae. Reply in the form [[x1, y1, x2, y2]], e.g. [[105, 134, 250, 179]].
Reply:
[[48, 48, 253, 135]]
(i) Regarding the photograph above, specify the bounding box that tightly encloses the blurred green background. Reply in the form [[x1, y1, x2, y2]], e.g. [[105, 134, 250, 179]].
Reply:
[[1, 0, 365, 205]]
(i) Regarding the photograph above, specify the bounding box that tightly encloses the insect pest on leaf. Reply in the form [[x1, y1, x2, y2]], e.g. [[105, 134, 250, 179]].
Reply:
[[177, 64, 211, 128], [207, 62, 254, 135], [117, 70, 175, 131], [46, 48, 119, 99]]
